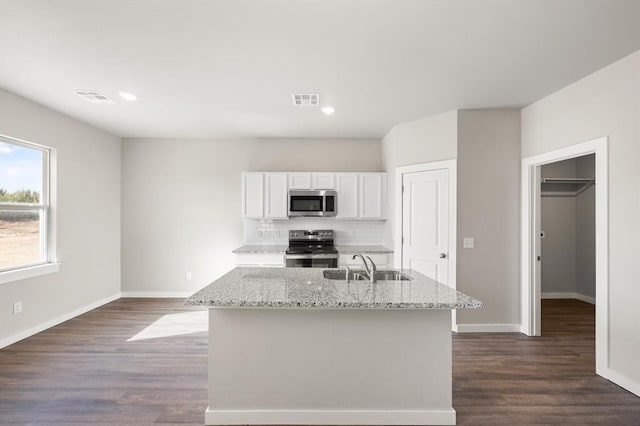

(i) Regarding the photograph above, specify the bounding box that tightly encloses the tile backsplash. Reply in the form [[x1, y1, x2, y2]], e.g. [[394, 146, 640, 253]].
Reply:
[[244, 219, 386, 245]]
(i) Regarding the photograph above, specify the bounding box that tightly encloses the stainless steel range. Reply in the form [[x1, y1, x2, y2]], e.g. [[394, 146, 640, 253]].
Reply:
[[285, 230, 338, 268]]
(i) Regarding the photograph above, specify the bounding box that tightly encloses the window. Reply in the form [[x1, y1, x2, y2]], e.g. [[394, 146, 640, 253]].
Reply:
[[0, 135, 52, 273]]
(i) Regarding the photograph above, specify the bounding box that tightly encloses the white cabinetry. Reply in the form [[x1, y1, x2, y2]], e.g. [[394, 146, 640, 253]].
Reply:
[[288, 173, 312, 190], [242, 172, 288, 219], [359, 173, 387, 219], [241, 173, 264, 218], [265, 173, 288, 219], [335, 173, 359, 219], [312, 173, 335, 189], [243, 171, 387, 220]]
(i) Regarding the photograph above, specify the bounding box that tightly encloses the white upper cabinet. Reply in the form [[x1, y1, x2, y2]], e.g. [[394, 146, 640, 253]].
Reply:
[[243, 171, 387, 220], [359, 173, 387, 219], [335, 173, 359, 218], [265, 173, 288, 219], [242, 173, 264, 218], [288, 173, 312, 190], [312, 173, 336, 190]]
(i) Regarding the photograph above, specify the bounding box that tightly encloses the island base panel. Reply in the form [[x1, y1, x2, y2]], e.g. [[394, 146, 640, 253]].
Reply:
[[206, 308, 455, 425]]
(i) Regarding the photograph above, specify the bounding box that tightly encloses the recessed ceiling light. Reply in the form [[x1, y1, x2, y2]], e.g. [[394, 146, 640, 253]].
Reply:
[[321, 106, 335, 115], [118, 91, 137, 102]]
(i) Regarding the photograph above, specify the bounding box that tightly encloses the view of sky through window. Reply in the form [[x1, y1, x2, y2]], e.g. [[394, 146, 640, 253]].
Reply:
[[0, 141, 43, 194]]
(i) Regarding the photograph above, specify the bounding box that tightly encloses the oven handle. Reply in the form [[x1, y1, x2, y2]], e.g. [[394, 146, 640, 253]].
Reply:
[[284, 254, 338, 260]]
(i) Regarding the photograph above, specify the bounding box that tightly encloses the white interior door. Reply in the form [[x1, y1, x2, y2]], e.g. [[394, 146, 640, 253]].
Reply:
[[402, 169, 449, 284]]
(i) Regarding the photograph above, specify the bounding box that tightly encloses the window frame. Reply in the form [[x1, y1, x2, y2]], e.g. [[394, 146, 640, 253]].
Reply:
[[0, 134, 58, 282]]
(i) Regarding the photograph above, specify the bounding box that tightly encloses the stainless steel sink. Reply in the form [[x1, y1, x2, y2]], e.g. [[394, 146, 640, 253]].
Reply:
[[323, 269, 412, 281], [374, 271, 412, 281], [322, 270, 368, 281]]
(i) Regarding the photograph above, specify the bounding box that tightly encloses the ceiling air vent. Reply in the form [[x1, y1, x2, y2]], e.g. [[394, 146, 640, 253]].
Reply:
[[73, 90, 116, 104], [291, 93, 320, 107]]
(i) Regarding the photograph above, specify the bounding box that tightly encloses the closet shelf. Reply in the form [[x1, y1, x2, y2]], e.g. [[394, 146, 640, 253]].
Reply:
[[541, 177, 595, 197]]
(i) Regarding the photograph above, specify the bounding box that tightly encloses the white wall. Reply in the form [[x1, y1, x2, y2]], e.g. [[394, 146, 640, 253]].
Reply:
[[382, 111, 458, 247], [522, 49, 640, 389], [456, 109, 521, 328], [0, 88, 121, 343], [121, 138, 382, 294]]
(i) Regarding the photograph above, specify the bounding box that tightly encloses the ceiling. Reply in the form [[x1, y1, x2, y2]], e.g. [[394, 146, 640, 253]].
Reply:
[[1, 0, 640, 139]]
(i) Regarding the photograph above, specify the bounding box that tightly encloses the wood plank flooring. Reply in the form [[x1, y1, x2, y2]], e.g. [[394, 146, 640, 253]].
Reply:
[[1, 298, 639, 425]]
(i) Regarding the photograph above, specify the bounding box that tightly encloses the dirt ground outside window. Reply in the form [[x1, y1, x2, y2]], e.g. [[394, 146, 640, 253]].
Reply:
[[0, 218, 40, 269]]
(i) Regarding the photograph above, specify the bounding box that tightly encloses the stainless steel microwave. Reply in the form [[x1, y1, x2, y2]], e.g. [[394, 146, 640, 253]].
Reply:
[[288, 190, 337, 217]]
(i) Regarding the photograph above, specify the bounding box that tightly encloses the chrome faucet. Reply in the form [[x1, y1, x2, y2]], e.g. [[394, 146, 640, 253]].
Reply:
[[343, 265, 351, 283], [352, 254, 377, 283]]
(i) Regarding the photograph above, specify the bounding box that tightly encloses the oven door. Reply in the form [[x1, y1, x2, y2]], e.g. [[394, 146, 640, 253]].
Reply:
[[285, 254, 338, 268]]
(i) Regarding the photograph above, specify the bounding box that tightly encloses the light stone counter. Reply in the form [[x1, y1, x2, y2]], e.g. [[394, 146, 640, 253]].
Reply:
[[231, 245, 287, 254], [186, 267, 481, 309], [335, 245, 393, 254]]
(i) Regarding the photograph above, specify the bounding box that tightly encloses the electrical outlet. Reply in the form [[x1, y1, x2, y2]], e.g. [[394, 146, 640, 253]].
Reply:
[[186, 271, 192, 281], [463, 238, 475, 249], [13, 301, 23, 315]]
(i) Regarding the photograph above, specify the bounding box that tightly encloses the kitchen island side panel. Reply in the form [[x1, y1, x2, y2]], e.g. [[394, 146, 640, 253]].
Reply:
[[207, 308, 454, 425]]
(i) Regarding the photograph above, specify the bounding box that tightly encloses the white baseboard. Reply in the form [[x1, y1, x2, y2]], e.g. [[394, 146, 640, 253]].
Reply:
[[602, 367, 640, 397], [205, 408, 456, 425], [0, 292, 121, 349], [455, 323, 521, 333], [120, 291, 192, 298], [541, 292, 595, 304]]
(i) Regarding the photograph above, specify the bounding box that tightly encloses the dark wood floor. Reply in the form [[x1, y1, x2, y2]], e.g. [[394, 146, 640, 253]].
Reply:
[[1, 298, 638, 425]]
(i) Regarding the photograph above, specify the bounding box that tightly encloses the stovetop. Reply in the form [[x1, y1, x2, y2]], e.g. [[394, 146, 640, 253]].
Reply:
[[286, 229, 336, 255], [285, 244, 338, 255]]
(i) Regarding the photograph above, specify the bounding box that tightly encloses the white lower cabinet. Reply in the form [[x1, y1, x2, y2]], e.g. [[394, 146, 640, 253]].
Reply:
[[236, 253, 284, 267], [338, 253, 391, 269]]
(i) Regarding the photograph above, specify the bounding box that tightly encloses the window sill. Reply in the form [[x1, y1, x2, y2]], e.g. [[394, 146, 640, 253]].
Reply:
[[0, 263, 61, 285]]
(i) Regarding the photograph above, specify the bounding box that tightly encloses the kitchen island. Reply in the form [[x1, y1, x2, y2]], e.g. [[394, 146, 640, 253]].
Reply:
[[187, 267, 482, 425]]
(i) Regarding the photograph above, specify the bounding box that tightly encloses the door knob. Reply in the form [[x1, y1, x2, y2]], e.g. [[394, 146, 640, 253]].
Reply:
[[439, 253, 447, 259]]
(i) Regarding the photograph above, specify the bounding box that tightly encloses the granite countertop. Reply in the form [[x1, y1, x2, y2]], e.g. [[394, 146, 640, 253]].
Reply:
[[232, 245, 287, 254], [335, 245, 393, 254], [186, 267, 482, 309]]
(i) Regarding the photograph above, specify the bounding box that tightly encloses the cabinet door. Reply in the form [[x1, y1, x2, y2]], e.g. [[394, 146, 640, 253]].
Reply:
[[312, 173, 335, 189], [359, 173, 386, 219], [265, 173, 288, 218], [335, 173, 359, 218], [242, 173, 264, 218], [288, 173, 312, 189]]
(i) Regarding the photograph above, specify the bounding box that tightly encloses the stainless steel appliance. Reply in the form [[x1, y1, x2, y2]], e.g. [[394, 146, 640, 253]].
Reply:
[[288, 190, 337, 217], [285, 230, 338, 268]]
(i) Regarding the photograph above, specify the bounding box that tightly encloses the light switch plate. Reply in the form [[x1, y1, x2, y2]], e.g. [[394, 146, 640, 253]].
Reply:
[[463, 237, 475, 249]]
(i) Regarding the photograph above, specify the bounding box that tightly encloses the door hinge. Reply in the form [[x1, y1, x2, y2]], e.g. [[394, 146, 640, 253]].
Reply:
[[537, 256, 541, 261], [402, 185, 404, 193]]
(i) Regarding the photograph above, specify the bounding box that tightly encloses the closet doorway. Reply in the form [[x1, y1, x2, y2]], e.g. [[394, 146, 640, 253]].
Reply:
[[540, 155, 595, 305], [540, 154, 595, 333], [520, 136, 608, 377]]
